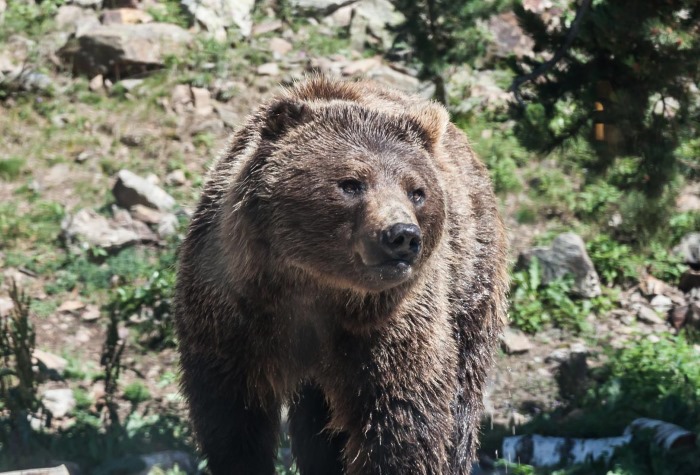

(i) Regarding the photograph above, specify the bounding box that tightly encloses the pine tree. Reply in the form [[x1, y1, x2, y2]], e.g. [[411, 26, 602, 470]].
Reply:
[[391, 0, 512, 104], [512, 0, 700, 198]]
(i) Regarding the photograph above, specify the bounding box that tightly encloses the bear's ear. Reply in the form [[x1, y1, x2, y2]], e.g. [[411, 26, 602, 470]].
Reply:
[[408, 101, 450, 150], [261, 99, 312, 140]]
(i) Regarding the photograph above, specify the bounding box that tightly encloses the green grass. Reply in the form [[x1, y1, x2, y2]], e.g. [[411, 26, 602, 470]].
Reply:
[[0, 158, 26, 181]]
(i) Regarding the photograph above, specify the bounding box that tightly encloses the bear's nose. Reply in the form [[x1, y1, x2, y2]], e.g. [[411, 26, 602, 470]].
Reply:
[[380, 223, 422, 262]]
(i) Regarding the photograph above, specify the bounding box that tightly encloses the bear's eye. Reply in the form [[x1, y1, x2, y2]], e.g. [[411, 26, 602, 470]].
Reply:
[[410, 189, 426, 205], [339, 179, 364, 196]]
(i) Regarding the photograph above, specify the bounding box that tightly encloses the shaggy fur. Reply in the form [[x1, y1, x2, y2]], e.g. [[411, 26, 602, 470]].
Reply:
[[174, 76, 509, 475]]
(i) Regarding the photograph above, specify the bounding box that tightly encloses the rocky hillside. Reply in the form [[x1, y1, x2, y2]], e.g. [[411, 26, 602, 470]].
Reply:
[[1, 1, 699, 474]]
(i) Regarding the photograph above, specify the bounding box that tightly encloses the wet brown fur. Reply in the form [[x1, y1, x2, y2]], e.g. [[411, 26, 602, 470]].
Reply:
[[174, 76, 509, 475]]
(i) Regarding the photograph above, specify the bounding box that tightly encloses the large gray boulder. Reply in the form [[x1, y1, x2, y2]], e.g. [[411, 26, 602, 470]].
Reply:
[[520, 233, 602, 298], [60, 23, 192, 77]]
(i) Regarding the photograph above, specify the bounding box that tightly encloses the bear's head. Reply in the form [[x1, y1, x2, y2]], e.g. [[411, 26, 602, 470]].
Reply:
[[239, 97, 449, 293]]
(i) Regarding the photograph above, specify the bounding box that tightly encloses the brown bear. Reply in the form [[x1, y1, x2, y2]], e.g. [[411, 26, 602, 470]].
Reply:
[[174, 76, 509, 475]]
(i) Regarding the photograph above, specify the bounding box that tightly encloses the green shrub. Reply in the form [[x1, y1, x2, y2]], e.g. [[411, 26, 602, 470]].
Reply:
[[509, 258, 613, 334], [123, 382, 151, 405], [586, 234, 638, 286]]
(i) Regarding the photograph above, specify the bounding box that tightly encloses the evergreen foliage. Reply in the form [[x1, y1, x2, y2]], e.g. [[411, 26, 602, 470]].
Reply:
[[513, 0, 700, 200], [391, 0, 512, 103]]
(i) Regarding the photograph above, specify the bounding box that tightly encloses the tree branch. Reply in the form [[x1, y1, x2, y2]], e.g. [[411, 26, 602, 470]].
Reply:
[[510, 0, 593, 107]]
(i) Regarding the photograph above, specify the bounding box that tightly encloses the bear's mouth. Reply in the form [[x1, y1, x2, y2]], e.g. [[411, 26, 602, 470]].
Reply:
[[364, 258, 413, 282]]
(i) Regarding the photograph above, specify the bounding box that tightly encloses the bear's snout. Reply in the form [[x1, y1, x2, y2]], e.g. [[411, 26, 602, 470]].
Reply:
[[380, 223, 422, 263]]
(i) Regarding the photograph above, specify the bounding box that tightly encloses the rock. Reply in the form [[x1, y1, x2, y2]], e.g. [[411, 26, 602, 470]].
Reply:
[[82, 304, 101, 322], [520, 233, 602, 298], [639, 273, 675, 297], [1, 68, 54, 93], [100, 8, 153, 25], [61, 208, 142, 251], [130, 204, 165, 224], [191, 87, 213, 116], [342, 56, 381, 76], [650, 294, 673, 314], [165, 170, 187, 187], [116, 78, 143, 92], [448, 68, 512, 114], [252, 20, 283, 36], [182, 0, 255, 40], [42, 388, 76, 419], [68, 0, 102, 7], [171, 83, 193, 113], [60, 23, 192, 77], [57, 300, 86, 313], [113, 169, 176, 212], [214, 101, 241, 129], [368, 65, 420, 92], [635, 303, 666, 325], [89, 74, 104, 91], [500, 328, 533, 354], [112, 207, 160, 242], [257, 62, 280, 76], [676, 183, 700, 212], [326, 5, 353, 27], [33, 349, 68, 375], [679, 269, 700, 292], [674, 233, 700, 265], [269, 38, 293, 59], [0, 296, 13, 317], [135, 451, 196, 475], [289, 0, 357, 14], [55, 5, 100, 35], [351, 0, 404, 50], [157, 213, 179, 239], [2, 466, 71, 475], [486, 12, 534, 59]]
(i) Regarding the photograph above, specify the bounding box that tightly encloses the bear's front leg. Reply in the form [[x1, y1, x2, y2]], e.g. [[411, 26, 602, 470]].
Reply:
[[323, 331, 457, 475], [179, 351, 280, 475]]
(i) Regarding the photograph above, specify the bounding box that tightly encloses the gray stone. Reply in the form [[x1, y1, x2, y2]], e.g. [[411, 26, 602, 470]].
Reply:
[[165, 169, 187, 187], [674, 233, 700, 265], [55, 5, 100, 36], [157, 213, 179, 239], [521, 233, 602, 298], [130, 204, 165, 224], [61, 208, 142, 251], [33, 349, 68, 376], [269, 37, 293, 59], [500, 328, 533, 354], [635, 304, 666, 325], [42, 388, 76, 419], [182, 0, 255, 40], [116, 78, 144, 92], [257, 62, 280, 76], [82, 304, 101, 322], [68, 0, 102, 6], [352, 0, 404, 50], [191, 87, 213, 116], [368, 65, 420, 92], [60, 23, 192, 77], [100, 8, 153, 25], [650, 294, 673, 314], [113, 169, 176, 212], [112, 207, 160, 242], [289, 0, 357, 14]]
